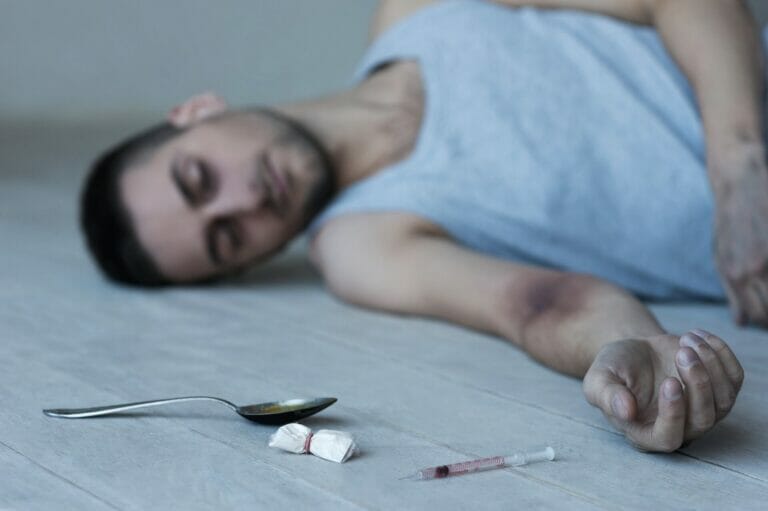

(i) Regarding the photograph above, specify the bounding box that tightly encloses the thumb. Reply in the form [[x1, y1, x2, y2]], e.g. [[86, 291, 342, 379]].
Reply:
[[584, 369, 637, 422]]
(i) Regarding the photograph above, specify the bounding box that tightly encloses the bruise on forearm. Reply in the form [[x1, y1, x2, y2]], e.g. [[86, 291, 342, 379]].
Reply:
[[516, 273, 604, 376], [502, 273, 665, 377], [518, 273, 589, 336]]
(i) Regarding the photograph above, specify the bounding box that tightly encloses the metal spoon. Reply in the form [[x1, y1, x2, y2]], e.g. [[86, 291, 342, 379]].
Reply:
[[43, 396, 337, 425]]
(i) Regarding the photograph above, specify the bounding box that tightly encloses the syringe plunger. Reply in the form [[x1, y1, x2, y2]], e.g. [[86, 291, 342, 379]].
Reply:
[[504, 446, 556, 466]]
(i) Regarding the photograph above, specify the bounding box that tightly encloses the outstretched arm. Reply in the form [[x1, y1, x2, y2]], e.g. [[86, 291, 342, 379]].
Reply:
[[312, 214, 744, 451]]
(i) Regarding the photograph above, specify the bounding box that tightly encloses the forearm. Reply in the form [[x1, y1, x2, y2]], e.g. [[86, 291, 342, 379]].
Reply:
[[652, 0, 765, 190], [323, 226, 669, 380], [501, 276, 666, 378]]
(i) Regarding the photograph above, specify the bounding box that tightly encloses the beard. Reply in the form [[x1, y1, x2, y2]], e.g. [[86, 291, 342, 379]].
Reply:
[[251, 107, 336, 229]]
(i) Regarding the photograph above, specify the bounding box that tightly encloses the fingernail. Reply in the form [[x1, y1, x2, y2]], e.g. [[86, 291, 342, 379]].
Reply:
[[691, 328, 710, 338], [611, 395, 627, 418], [677, 349, 698, 367], [680, 333, 702, 349], [663, 381, 682, 400]]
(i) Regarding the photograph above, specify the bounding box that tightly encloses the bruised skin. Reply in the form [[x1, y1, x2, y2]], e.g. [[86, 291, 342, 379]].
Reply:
[[518, 272, 593, 331], [505, 269, 632, 378]]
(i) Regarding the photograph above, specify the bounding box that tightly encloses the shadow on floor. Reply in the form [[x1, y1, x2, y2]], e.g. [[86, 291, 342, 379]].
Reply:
[[211, 241, 322, 291], [682, 420, 762, 457]]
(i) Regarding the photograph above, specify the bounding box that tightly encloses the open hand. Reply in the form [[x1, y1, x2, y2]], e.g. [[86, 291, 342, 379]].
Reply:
[[712, 143, 768, 327], [582, 330, 744, 452]]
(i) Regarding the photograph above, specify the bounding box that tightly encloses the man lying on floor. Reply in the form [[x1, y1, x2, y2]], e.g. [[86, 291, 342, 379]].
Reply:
[[80, 0, 767, 452]]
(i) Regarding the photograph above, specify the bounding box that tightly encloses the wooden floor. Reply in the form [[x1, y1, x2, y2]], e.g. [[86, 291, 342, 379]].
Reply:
[[2, 121, 767, 510]]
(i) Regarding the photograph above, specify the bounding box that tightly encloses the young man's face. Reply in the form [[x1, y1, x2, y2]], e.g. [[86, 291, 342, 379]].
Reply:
[[119, 110, 331, 283]]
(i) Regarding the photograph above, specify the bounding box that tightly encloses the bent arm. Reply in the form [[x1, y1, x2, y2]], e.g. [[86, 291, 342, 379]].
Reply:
[[497, 0, 765, 187], [314, 215, 665, 378], [374, 0, 766, 183], [649, 0, 765, 190]]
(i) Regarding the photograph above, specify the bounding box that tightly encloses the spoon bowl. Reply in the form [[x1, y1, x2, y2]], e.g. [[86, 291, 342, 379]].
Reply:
[[237, 397, 337, 424], [43, 396, 338, 425]]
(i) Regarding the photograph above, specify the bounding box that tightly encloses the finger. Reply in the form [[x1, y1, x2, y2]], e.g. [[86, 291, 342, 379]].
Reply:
[[680, 332, 735, 420], [625, 378, 685, 453], [583, 369, 637, 422], [608, 384, 637, 423], [167, 92, 228, 127], [722, 279, 747, 325], [752, 280, 768, 327], [676, 347, 717, 439], [742, 284, 764, 327], [167, 106, 190, 127], [691, 328, 745, 392]]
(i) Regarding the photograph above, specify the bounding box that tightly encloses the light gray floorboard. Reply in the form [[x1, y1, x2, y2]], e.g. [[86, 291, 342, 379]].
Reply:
[[0, 356, 366, 511], [2, 122, 767, 509], [0, 442, 118, 511]]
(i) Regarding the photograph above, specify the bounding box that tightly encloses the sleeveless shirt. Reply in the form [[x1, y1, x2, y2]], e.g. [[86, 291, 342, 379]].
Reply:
[[309, 0, 768, 300]]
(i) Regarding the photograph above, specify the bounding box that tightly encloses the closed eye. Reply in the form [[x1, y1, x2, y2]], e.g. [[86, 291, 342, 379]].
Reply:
[[172, 156, 217, 207]]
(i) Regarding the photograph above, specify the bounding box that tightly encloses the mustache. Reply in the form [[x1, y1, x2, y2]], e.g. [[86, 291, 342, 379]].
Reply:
[[250, 106, 337, 226]]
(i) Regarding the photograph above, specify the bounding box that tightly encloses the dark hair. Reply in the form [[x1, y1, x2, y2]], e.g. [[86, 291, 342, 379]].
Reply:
[[80, 122, 181, 287]]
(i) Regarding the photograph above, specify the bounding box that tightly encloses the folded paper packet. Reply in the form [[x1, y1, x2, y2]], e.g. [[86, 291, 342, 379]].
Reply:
[[268, 423, 358, 463]]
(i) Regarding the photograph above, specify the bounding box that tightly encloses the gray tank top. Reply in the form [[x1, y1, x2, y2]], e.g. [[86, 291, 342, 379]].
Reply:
[[310, 0, 768, 300]]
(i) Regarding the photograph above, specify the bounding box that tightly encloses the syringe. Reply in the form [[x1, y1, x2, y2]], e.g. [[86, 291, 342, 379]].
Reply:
[[401, 446, 555, 481]]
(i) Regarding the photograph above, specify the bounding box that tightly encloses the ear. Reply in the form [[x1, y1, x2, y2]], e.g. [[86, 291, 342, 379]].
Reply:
[[167, 91, 228, 128]]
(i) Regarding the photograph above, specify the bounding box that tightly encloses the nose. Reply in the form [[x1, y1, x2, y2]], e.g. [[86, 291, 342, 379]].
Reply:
[[204, 174, 268, 219]]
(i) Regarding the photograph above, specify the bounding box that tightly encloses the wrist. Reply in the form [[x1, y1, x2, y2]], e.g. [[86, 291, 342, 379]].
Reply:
[[695, 100, 763, 160], [707, 137, 767, 200], [572, 285, 667, 377]]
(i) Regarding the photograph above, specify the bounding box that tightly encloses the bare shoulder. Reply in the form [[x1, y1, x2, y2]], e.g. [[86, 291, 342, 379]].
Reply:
[[370, 0, 438, 40], [309, 212, 446, 297]]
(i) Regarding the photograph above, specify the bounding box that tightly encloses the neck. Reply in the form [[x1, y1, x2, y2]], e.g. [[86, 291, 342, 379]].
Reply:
[[274, 64, 422, 190]]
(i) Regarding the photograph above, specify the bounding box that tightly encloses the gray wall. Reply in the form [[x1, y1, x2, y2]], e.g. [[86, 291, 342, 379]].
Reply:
[[751, 0, 768, 25], [2, 0, 767, 122], [1, 0, 377, 121]]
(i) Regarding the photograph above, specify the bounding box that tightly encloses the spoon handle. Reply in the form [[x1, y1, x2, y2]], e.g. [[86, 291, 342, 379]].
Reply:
[[43, 396, 238, 418]]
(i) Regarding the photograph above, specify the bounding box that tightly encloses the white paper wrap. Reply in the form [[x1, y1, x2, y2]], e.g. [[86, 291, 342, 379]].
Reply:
[[268, 423, 358, 463]]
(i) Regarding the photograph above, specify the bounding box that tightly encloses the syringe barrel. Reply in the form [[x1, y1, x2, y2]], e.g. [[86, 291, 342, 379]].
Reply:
[[418, 455, 506, 479], [503, 446, 556, 466], [406, 447, 555, 481]]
